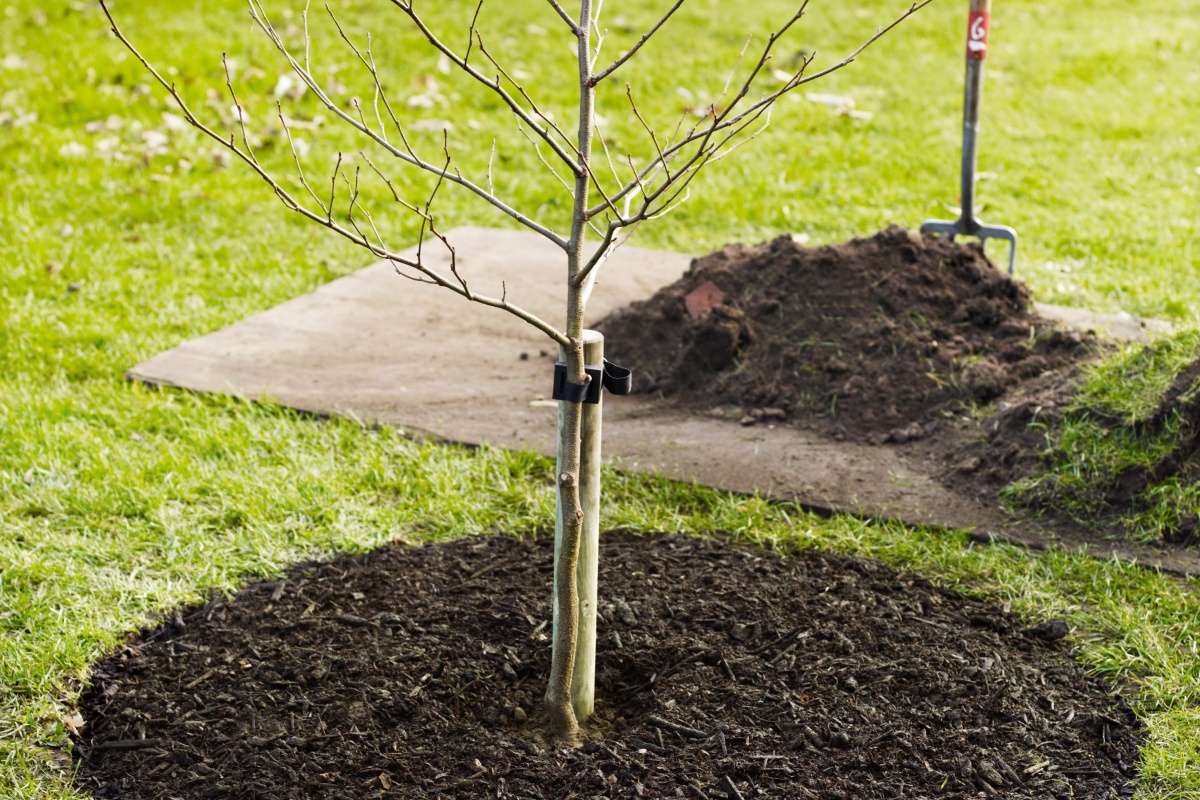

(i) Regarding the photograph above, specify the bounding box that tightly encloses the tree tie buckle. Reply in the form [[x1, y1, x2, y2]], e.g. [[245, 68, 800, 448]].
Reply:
[[552, 359, 632, 404]]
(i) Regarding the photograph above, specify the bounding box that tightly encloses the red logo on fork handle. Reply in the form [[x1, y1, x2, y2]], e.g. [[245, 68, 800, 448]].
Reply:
[[967, 11, 990, 60]]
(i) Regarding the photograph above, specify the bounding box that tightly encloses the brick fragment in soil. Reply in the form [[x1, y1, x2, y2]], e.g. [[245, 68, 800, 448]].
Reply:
[[74, 533, 1139, 799]]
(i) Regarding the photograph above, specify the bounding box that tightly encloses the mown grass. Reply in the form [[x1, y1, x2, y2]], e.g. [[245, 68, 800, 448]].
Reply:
[[2, 0, 1200, 797], [1077, 331, 1200, 424]]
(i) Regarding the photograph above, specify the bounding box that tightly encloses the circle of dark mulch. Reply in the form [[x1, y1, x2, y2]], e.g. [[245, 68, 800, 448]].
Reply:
[[74, 533, 1140, 799], [597, 226, 1100, 447]]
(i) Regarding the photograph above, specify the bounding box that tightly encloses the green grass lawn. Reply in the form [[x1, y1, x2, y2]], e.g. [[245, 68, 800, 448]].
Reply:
[[2, 0, 1199, 797]]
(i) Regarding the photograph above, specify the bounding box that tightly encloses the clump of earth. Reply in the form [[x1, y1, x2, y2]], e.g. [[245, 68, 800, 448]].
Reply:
[[598, 226, 1096, 447]]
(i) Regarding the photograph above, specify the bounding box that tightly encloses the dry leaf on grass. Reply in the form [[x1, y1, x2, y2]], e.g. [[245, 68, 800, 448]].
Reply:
[[63, 712, 85, 736]]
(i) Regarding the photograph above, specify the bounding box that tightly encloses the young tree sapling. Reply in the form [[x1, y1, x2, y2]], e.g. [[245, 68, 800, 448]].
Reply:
[[99, 0, 929, 745]]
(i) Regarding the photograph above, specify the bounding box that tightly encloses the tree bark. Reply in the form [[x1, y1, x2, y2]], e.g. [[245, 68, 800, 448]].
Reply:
[[572, 331, 603, 721], [543, 396, 584, 742]]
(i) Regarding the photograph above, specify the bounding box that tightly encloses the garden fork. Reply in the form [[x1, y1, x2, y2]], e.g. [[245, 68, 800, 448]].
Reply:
[[921, 0, 1017, 274]]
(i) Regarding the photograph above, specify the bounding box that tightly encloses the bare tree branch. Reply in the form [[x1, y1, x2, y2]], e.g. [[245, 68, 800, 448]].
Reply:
[[326, 151, 344, 223], [625, 84, 670, 183], [388, 0, 582, 174], [277, 104, 328, 214], [587, 2, 810, 217], [576, 93, 777, 292], [586, 0, 930, 221], [518, 122, 576, 199], [486, 139, 497, 196], [222, 56, 256, 159], [325, 8, 421, 162], [301, 0, 314, 72], [588, 0, 607, 69], [464, 0, 485, 62], [592, 113, 631, 216], [474, 22, 622, 237], [358, 154, 418, 216], [343, 166, 386, 248], [577, 1, 933, 288], [473, 34, 581, 162], [591, 0, 686, 85], [545, 0, 582, 34]]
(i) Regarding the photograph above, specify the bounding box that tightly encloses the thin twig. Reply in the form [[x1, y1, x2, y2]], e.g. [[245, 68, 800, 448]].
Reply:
[[487, 139, 497, 196], [276, 102, 327, 214], [245, 0, 569, 248], [591, 0, 686, 85], [326, 7, 420, 161], [589, 0, 606, 69], [389, 0, 582, 174], [474, 34, 580, 161], [545, 0, 582, 34], [464, 0, 485, 62], [518, 122, 575, 198], [626, 83, 670, 181]]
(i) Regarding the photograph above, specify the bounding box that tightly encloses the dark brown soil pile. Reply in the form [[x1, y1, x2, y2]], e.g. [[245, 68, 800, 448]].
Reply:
[[597, 227, 1094, 442], [75, 533, 1140, 799]]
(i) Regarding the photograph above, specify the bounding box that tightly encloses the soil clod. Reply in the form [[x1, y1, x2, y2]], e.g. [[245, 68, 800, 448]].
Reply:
[[1025, 618, 1072, 642]]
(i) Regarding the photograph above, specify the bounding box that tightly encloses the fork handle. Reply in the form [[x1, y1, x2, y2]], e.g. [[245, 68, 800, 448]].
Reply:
[[960, 0, 993, 226]]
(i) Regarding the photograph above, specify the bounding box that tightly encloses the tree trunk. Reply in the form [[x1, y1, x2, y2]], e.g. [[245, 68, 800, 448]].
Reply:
[[543, 332, 601, 741], [539, 0, 595, 745], [571, 331, 603, 721], [543, 380, 584, 742]]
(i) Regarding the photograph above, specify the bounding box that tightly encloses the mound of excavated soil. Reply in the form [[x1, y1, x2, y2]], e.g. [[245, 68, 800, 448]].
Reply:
[[598, 227, 1094, 443], [75, 533, 1139, 799]]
